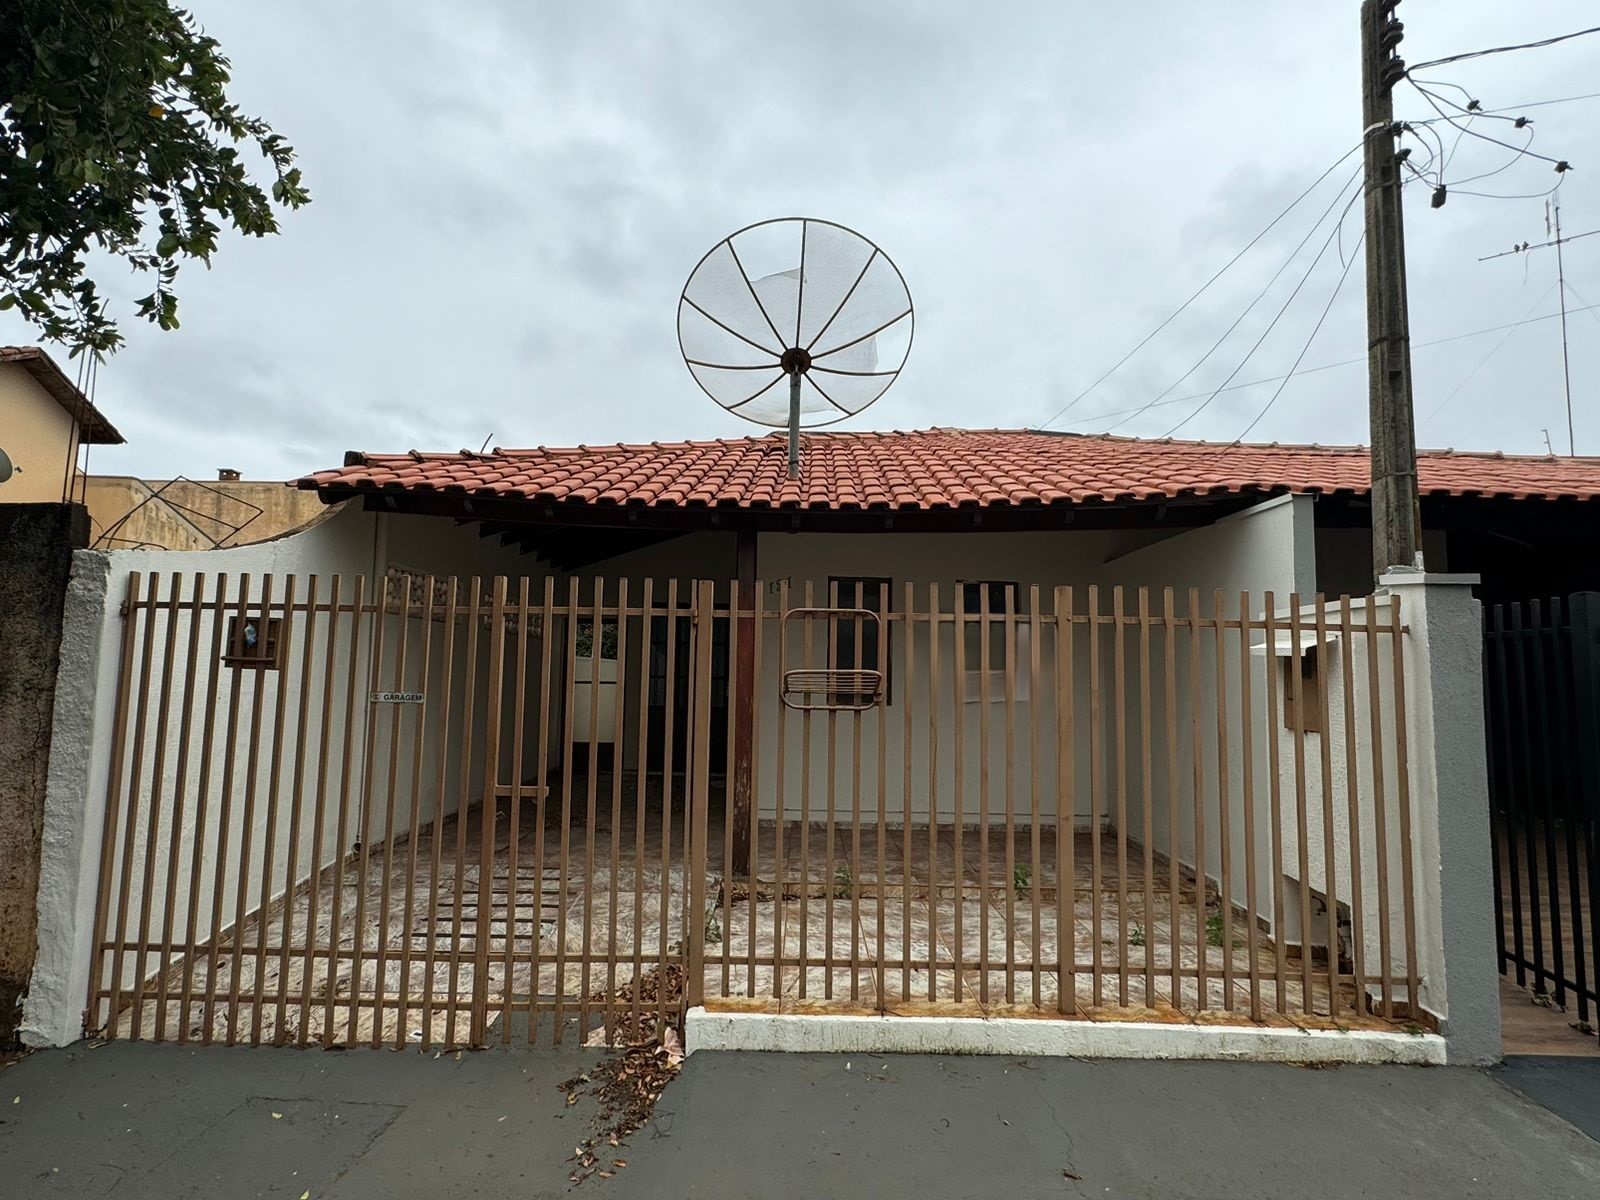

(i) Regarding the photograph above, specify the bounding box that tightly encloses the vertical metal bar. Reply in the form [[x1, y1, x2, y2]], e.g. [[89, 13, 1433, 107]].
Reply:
[[401, 576, 436, 1048], [607, 578, 628, 1035], [1338, 595, 1367, 1017], [249, 575, 296, 1043], [1238, 591, 1261, 1022], [201, 573, 251, 1044], [953, 581, 967, 1003], [825, 580, 839, 1001], [1029, 585, 1043, 1010], [1188, 588, 1207, 1010], [554, 578, 579, 1043], [628, 580, 651, 1040], [1389, 595, 1420, 1012], [1003, 584, 1018, 1005], [445, 578, 481, 1046], [1288, 595, 1313, 1012], [576, 578, 602, 1042], [178, 574, 228, 1043], [797, 580, 814, 1000], [155, 573, 202, 1041], [654, 580, 678, 1038], [226, 574, 274, 1044], [750, 577, 767, 1001], [1366, 591, 1396, 1018], [977, 582, 991, 1005], [774, 582, 793, 1004], [420, 579, 458, 1050], [370, 573, 412, 1047], [1140, 588, 1156, 1008], [320, 575, 366, 1046], [89, 570, 144, 1038], [687, 580, 715, 1009], [344, 575, 382, 1047], [927, 582, 942, 1002], [1511, 603, 1547, 992], [904, 581, 917, 1005], [850, 585, 864, 1004], [274, 574, 319, 1045], [129, 572, 180, 1040], [1530, 599, 1568, 1005], [1056, 586, 1075, 1015], [1087, 584, 1103, 1007], [876, 580, 889, 1010], [469, 577, 506, 1046], [1313, 595, 1339, 1017], [1551, 598, 1590, 1022], [1163, 588, 1181, 1009], [1263, 594, 1287, 1013], [1212, 589, 1233, 1012], [722, 580, 738, 1001], [1112, 587, 1129, 1007], [1489, 605, 1525, 990]]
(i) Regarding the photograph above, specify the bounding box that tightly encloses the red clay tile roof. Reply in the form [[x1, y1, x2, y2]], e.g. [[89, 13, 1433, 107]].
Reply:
[[296, 429, 1600, 511], [0, 345, 125, 444]]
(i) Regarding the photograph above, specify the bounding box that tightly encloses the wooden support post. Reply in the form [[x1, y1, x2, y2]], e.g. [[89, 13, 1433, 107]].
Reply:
[[732, 527, 757, 875]]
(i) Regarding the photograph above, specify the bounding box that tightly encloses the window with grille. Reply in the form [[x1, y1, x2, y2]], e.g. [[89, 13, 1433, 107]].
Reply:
[[828, 577, 892, 704], [959, 581, 1029, 700]]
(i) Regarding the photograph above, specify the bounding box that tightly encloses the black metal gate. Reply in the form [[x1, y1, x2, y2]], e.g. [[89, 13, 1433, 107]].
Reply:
[[1484, 594, 1600, 1043]]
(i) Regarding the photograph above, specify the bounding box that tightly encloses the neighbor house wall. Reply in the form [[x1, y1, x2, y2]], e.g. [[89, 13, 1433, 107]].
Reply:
[[0, 363, 77, 504]]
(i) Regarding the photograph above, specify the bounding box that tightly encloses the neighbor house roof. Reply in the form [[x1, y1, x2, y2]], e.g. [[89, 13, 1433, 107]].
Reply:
[[0, 345, 125, 444], [298, 428, 1600, 512]]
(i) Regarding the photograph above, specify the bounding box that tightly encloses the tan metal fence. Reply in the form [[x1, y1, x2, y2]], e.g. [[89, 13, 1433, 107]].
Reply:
[[87, 573, 1421, 1048]]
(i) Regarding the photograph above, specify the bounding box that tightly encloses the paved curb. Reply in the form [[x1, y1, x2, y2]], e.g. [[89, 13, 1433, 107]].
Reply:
[[685, 1007, 1448, 1064]]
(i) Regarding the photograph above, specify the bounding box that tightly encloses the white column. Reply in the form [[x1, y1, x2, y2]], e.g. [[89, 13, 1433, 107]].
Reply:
[[1378, 568, 1501, 1064]]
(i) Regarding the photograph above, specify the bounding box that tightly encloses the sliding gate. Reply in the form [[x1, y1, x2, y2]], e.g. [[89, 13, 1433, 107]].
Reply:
[[1485, 595, 1600, 1043], [88, 572, 1423, 1047]]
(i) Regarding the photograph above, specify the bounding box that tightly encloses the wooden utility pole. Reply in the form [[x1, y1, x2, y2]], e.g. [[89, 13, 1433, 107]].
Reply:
[[1361, 0, 1421, 578]]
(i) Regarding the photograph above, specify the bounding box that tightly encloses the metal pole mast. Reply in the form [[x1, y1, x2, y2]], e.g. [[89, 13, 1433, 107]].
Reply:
[[1361, 0, 1421, 579], [787, 369, 802, 479], [1553, 194, 1576, 456]]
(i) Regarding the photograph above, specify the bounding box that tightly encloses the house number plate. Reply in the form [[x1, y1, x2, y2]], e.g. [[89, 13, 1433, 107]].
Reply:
[[370, 691, 425, 705]]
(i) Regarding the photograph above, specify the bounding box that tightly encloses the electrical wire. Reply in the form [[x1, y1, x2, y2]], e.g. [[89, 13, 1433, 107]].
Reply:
[[1220, 231, 1366, 447], [1036, 140, 1365, 429], [1157, 188, 1360, 439], [1408, 80, 1570, 168], [1409, 25, 1600, 71], [1067, 303, 1600, 427], [1095, 168, 1364, 435], [1420, 282, 1558, 425]]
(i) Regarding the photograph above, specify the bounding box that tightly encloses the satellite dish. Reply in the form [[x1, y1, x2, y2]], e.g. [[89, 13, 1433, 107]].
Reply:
[[678, 217, 913, 478], [0, 447, 13, 485]]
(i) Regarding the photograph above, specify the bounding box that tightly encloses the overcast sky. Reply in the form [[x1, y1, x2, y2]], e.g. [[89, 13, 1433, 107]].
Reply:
[[4, 1, 1597, 480]]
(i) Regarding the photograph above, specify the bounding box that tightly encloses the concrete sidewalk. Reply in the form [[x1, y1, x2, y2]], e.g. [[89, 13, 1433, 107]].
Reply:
[[3, 1042, 1598, 1199]]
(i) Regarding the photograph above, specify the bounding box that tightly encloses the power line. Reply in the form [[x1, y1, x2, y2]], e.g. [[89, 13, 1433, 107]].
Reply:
[[1420, 282, 1557, 425], [1408, 24, 1600, 72], [1036, 141, 1365, 429], [1068, 301, 1600, 425], [1223, 230, 1366, 447], [1408, 80, 1571, 169], [1100, 169, 1364, 435], [1159, 186, 1359, 438]]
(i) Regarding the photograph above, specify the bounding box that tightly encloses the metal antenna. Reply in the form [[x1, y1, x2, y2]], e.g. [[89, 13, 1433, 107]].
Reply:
[[1478, 192, 1589, 456], [677, 218, 914, 480]]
